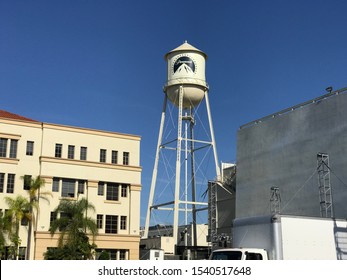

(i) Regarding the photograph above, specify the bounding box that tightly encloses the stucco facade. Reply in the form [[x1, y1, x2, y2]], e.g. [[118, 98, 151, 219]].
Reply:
[[0, 110, 142, 260]]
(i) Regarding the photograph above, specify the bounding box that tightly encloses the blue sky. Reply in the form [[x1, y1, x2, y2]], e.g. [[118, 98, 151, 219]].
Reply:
[[1, 0, 347, 226]]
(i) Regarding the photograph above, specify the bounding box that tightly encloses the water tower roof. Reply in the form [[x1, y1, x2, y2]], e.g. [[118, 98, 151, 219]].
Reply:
[[165, 41, 207, 59]]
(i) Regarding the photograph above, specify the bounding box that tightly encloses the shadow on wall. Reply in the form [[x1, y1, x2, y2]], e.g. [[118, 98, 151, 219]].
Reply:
[[334, 220, 347, 260]]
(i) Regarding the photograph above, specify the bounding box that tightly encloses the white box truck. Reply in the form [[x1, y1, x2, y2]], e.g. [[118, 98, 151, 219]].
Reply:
[[210, 214, 347, 260]]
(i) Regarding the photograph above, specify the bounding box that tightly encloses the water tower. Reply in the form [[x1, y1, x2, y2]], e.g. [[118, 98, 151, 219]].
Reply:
[[143, 41, 220, 254]]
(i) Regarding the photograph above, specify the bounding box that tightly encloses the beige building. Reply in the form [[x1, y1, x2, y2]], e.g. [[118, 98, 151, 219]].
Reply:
[[0, 110, 142, 260]]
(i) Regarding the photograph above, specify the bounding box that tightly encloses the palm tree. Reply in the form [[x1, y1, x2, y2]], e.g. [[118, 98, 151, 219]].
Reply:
[[4, 195, 31, 260], [49, 198, 98, 259], [0, 210, 11, 259], [22, 176, 51, 260]]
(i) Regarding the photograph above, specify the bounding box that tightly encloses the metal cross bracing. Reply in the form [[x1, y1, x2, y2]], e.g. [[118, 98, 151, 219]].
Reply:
[[317, 153, 334, 218], [208, 180, 218, 249], [270, 186, 281, 214], [208, 171, 234, 251], [143, 86, 220, 251]]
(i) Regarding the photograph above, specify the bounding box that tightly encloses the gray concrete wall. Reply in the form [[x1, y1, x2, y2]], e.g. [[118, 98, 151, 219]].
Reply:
[[236, 89, 347, 219], [217, 187, 235, 235]]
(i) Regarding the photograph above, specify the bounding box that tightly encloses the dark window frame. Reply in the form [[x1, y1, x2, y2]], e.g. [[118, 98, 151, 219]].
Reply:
[[9, 139, 18, 158], [61, 179, 75, 198], [97, 214, 103, 229], [120, 216, 127, 230], [80, 146, 87, 160], [111, 150, 118, 164], [98, 182, 104, 196], [50, 211, 57, 227], [119, 250, 127, 260], [106, 183, 119, 201], [23, 175, 32, 190], [121, 184, 128, 197], [105, 215, 118, 234], [77, 180, 85, 194], [0, 138, 8, 157], [26, 141, 34, 156], [0, 173, 4, 193], [52, 178, 59, 192], [7, 174, 15, 193], [123, 152, 129, 165], [100, 149, 106, 163], [55, 144, 62, 158], [68, 145, 75, 159]]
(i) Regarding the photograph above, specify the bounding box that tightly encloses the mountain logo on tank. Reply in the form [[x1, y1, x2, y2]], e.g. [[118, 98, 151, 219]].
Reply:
[[173, 56, 196, 75]]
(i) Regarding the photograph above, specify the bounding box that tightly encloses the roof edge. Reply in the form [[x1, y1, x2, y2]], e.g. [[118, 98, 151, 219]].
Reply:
[[0, 109, 39, 123], [165, 41, 207, 59]]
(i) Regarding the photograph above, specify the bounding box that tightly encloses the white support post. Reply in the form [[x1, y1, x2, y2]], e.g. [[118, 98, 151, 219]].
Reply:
[[204, 90, 221, 178], [173, 86, 184, 245], [143, 95, 168, 238]]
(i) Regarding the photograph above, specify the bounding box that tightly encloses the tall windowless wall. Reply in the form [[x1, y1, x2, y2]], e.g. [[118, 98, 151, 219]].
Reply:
[[236, 88, 347, 219]]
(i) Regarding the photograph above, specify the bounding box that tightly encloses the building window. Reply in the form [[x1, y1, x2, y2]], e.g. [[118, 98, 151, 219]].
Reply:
[[0, 173, 4, 193], [50, 211, 57, 226], [9, 140, 18, 158], [121, 184, 128, 197], [68, 145, 75, 159], [18, 247, 26, 260], [52, 178, 59, 192], [7, 174, 15, 193], [59, 212, 73, 231], [106, 183, 119, 201], [111, 150, 118, 164], [123, 152, 129, 165], [119, 250, 127, 260], [98, 182, 104, 196], [80, 147, 87, 160], [5, 209, 10, 222], [23, 175, 32, 190], [96, 249, 116, 260], [0, 138, 7, 157], [77, 180, 85, 194], [100, 149, 106, 163], [120, 216, 127, 230], [62, 179, 75, 198], [26, 141, 34, 156], [97, 214, 103, 229], [55, 144, 62, 158], [105, 215, 118, 234], [21, 214, 29, 226]]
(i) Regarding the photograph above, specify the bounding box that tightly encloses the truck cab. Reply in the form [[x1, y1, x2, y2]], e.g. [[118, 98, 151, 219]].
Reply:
[[209, 248, 268, 260]]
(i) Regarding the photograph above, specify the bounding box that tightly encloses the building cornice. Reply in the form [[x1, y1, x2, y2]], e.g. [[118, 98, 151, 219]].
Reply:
[[0, 158, 20, 165], [1, 117, 141, 141], [35, 231, 141, 241], [0, 132, 21, 140], [40, 156, 142, 172], [130, 184, 142, 192], [42, 123, 141, 141], [0, 118, 41, 128]]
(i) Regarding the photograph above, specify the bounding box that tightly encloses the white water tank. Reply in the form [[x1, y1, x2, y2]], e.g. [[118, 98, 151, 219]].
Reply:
[[164, 41, 208, 108]]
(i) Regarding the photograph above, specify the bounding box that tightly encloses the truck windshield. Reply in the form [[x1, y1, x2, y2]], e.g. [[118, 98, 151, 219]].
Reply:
[[210, 251, 242, 260]]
